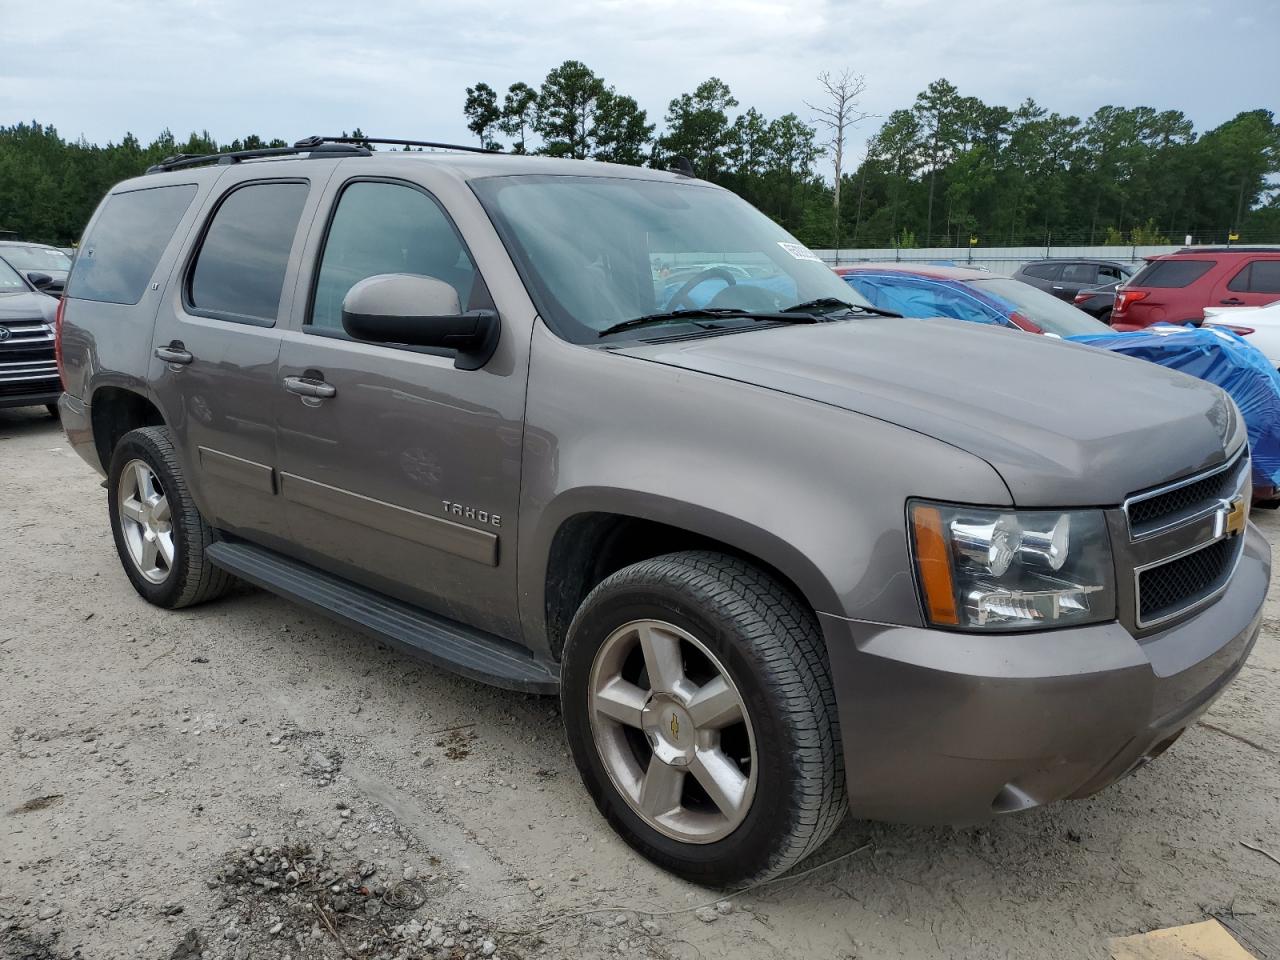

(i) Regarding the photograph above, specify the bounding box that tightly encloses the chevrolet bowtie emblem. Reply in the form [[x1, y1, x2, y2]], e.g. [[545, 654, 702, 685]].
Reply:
[[670, 714, 680, 741], [1224, 495, 1247, 538]]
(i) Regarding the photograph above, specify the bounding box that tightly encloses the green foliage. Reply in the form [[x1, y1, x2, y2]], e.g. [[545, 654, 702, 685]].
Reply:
[[4, 67, 1278, 251], [463, 83, 502, 150]]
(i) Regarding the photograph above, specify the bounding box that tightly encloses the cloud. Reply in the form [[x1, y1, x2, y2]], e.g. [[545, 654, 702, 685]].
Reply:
[[3, 0, 1273, 167]]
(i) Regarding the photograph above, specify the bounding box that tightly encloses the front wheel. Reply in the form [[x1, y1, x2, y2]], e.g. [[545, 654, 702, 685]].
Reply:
[[561, 552, 847, 886]]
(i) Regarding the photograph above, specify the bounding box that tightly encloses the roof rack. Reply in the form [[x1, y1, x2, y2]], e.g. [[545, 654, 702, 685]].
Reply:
[[307, 135, 501, 155], [146, 140, 370, 174], [145, 135, 501, 174]]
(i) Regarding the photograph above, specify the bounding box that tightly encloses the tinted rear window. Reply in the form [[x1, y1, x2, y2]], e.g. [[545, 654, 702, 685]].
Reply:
[[66, 184, 198, 304], [1022, 263, 1060, 279], [188, 181, 308, 325], [1129, 259, 1213, 288], [1227, 260, 1280, 294]]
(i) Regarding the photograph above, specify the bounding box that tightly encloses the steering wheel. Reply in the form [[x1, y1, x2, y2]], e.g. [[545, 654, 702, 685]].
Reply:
[[667, 267, 736, 310]]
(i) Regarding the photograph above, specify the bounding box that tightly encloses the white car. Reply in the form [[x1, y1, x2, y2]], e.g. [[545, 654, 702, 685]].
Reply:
[[1204, 300, 1280, 369]]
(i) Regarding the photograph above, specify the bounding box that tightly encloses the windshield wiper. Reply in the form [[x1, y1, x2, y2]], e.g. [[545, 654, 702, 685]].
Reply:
[[783, 297, 902, 318], [597, 308, 818, 338]]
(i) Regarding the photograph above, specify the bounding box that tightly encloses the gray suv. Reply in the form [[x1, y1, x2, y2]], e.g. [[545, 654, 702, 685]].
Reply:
[[57, 137, 1269, 886]]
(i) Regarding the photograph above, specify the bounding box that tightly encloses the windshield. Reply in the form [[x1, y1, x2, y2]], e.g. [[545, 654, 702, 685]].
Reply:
[[471, 175, 873, 342], [1, 245, 71, 272], [0, 258, 26, 290], [973, 277, 1111, 336]]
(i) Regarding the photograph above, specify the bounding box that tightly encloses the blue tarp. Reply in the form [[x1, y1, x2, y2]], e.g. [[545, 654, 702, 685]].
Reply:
[[1067, 326, 1280, 493]]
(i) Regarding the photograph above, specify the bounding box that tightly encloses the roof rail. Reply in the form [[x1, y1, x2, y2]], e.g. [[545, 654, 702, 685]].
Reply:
[[145, 140, 371, 174], [302, 135, 501, 155], [1172, 245, 1280, 254]]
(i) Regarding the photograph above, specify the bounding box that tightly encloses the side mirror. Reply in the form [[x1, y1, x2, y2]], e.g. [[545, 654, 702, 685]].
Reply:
[[341, 273, 499, 371], [27, 271, 54, 290]]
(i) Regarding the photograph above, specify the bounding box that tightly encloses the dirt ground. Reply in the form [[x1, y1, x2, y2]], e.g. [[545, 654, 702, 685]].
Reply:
[[2, 405, 1278, 960]]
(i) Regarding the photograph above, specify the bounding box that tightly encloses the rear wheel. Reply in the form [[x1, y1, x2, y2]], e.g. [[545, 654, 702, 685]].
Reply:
[[107, 426, 232, 608], [561, 551, 846, 886], [45, 402, 59, 418]]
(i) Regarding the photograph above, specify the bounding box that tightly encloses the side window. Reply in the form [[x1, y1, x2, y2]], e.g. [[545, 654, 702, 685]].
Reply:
[[1232, 260, 1280, 294], [1227, 263, 1252, 291], [310, 180, 480, 332], [188, 181, 309, 325], [66, 184, 198, 304], [1061, 263, 1097, 284], [1097, 265, 1124, 282], [1023, 263, 1060, 280]]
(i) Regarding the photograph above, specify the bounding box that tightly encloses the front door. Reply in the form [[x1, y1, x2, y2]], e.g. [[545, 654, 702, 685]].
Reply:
[[150, 175, 318, 547], [274, 176, 525, 637]]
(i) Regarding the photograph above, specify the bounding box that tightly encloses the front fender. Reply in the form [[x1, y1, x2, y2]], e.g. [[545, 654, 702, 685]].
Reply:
[[516, 324, 1012, 655]]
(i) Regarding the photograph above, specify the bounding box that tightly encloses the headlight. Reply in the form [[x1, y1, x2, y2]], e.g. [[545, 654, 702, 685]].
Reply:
[[909, 500, 1115, 631]]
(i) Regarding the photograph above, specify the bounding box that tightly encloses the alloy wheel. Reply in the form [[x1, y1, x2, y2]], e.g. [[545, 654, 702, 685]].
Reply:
[[117, 459, 175, 584], [588, 619, 757, 844]]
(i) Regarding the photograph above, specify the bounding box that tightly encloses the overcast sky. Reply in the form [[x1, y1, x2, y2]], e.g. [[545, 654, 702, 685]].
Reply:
[[5, 0, 1275, 167]]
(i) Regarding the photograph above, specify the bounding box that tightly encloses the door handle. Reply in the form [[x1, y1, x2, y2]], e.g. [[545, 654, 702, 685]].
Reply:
[[283, 375, 336, 399], [154, 343, 193, 365], [1220, 298, 1244, 305], [1052, 285, 1064, 290]]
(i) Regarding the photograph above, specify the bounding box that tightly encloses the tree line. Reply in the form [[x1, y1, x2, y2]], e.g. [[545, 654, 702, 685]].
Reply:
[[1, 63, 1277, 250]]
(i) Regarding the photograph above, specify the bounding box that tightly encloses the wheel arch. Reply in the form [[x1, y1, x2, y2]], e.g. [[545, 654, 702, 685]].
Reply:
[[90, 384, 165, 472], [529, 490, 843, 662]]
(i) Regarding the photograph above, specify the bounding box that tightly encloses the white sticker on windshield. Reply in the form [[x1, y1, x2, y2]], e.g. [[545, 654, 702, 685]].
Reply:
[[777, 241, 823, 262]]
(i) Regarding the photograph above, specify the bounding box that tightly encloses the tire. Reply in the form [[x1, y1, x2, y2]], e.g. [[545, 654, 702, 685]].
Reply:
[[46, 402, 60, 418], [1099, 310, 1113, 326], [561, 551, 847, 886], [107, 425, 233, 608]]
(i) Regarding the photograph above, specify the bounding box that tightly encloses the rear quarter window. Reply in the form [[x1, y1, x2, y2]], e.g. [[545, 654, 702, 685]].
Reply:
[[1129, 259, 1214, 288], [66, 184, 198, 304], [1227, 260, 1280, 294]]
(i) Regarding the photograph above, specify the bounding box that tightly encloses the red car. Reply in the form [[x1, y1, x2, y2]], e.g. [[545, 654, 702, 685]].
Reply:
[[1112, 247, 1280, 331]]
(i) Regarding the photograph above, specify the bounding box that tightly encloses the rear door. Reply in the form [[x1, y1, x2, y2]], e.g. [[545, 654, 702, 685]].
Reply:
[[1055, 262, 1099, 300], [1017, 262, 1061, 293], [150, 170, 326, 547], [1216, 257, 1280, 309], [273, 171, 527, 638]]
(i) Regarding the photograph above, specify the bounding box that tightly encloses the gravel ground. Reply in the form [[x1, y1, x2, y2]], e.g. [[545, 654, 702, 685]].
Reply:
[[2, 405, 1278, 960]]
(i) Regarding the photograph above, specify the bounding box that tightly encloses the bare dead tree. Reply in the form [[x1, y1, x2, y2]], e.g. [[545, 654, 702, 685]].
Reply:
[[807, 70, 871, 250]]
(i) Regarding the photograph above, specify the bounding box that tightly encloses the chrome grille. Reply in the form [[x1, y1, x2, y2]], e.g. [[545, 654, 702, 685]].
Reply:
[[0, 317, 55, 346], [1124, 448, 1250, 629], [1124, 449, 1247, 539], [1138, 538, 1240, 623]]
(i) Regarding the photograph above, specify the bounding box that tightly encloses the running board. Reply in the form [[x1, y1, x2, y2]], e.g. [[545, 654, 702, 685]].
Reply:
[[205, 540, 559, 694]]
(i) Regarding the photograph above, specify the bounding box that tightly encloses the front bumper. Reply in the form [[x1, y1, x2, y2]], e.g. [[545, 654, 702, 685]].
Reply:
[[820, 523, 1269, 824]]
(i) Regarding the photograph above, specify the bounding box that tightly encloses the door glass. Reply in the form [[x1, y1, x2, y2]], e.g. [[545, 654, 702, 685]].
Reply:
[[189, 181, 309, 325], [1023, 263, 1060, 280], [310, 181, 479, 331], [1060, 263, 1097, 284], [1245, 261, 1280, 294]]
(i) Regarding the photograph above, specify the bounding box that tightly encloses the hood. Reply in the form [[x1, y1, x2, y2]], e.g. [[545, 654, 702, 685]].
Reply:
[[615, 317, 1241, 507], [0, 289, 57, 323]]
